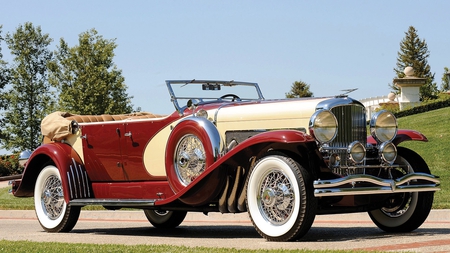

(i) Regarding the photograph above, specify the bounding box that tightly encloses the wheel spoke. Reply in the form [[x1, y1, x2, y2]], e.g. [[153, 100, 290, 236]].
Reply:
[[175, 134, 206, 185], [258, 169, 295, 225], [41, 175, 64, 220]]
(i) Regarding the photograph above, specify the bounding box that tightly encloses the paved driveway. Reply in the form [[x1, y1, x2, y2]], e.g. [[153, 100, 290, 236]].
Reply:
[[1, 209, 449, 252]]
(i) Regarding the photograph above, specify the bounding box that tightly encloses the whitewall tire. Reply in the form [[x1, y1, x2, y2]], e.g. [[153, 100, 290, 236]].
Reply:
[[34, 165, 80, 232], [246, 152, 316, 241]]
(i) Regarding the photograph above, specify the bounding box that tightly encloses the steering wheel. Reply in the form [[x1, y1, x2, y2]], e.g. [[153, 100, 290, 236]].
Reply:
[[220, 94, 241, 102]]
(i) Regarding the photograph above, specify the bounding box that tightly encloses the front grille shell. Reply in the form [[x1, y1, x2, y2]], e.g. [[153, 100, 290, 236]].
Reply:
[[315, 97, 367, 170]]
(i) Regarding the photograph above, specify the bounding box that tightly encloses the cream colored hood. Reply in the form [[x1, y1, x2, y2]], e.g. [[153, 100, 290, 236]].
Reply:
[[214, 97, 328, 136]]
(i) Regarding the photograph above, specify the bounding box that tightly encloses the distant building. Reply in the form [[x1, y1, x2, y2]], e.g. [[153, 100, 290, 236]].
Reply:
[[360, 94, 398, 120]]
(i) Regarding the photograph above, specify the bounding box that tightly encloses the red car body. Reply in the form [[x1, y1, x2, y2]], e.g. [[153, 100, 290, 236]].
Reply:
[[11, 80, 440, 241]]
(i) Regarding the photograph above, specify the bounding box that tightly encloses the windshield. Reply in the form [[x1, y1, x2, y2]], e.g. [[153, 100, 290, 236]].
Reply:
[[166, 80, 264, 112]]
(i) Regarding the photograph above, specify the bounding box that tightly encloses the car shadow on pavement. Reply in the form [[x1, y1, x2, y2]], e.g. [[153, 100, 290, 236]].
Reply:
[[300, 227, 450, 242], [72, 225, 261, 239], [70, 225, 450, 242]]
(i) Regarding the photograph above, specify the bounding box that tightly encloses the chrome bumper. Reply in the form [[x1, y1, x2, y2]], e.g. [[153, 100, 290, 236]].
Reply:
[[314, 172, 440, 197]]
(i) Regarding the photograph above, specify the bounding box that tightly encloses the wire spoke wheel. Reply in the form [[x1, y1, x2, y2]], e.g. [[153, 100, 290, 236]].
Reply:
[[34, 165, 80, 232], [258, 169, 295, 225], [40, 174, 65, 220], [369, 147, 434, 232], [174, 134, 206, 186], [246, 152, 316, 241]]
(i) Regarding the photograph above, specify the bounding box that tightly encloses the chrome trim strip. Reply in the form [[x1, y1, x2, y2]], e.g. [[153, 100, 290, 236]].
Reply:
[[67, 158, 91, 200], [83, 170, 90, 198], [314, 173, 440, 197], [69, 199, 157, 207], [67, 171, 73, 199]]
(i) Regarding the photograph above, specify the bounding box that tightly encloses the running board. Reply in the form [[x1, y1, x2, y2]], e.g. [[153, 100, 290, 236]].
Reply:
[[69, 198, 158, 207]]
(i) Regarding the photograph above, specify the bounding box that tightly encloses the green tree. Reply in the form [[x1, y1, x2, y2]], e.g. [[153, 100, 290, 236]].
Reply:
[[441, 67, 449, 92], [390, 26, 438, 100], [2, 23, 55, 152], [285, 80, 313, 98], [49, 28, 133, 115], [0, 25, 10, 109]]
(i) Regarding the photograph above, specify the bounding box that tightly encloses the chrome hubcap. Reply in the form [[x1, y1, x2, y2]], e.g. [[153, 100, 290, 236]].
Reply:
[[174, 134, 206, 186], [258, 170, 295, 225], [40, 175, 64, 220]]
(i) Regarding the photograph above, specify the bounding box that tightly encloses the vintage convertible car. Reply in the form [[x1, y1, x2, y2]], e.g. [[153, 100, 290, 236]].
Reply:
[[11, 80, 440, 241]]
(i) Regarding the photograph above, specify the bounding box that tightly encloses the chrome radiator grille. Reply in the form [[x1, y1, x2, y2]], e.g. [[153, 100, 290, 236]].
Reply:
[[329, 104, 366, 166]]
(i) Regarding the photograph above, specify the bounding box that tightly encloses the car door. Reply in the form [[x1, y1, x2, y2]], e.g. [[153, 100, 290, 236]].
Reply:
[[80, 122, 127, 181], [121, 119, 169, 181]]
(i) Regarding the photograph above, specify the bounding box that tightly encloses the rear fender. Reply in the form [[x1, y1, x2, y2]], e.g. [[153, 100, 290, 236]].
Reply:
[[13, 143, 90, 203], [367, 129, 428, 146]]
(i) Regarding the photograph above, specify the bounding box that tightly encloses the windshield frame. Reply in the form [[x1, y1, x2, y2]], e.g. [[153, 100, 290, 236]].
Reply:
[[166, 80, 265, 113]]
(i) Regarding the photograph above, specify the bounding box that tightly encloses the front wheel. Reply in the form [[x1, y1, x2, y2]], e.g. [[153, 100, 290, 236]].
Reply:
[[246, 152, 316, 241], [144, 210, 187, 228], [368, 147, 434, 232], [34, 165, 80, 232]]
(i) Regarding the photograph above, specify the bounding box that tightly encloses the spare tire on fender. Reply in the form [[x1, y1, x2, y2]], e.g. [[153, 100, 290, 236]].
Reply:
[[165, 117, 224, 206]]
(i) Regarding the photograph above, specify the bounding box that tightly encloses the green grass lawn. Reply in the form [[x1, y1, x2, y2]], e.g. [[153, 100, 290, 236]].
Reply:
[[396, 106, 450, 208], [0, 107, 449, 210], [0, 240, 379, 253]]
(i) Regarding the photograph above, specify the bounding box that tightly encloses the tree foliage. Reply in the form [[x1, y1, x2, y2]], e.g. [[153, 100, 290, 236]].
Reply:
[[48, 29, 133, 115], [1, 23, 55, 152], [441, 67, 449, 92], [285, 80, 313, 98], [0, 25, 10, 109], [391, 26, 438, 100]]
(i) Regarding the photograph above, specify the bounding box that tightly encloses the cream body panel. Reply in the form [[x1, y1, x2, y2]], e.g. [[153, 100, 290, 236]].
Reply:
[[143, 125, 172, 177], [64, 130, 84, 163], [143, 118, 184, 177], [215, 98, 326, 137]]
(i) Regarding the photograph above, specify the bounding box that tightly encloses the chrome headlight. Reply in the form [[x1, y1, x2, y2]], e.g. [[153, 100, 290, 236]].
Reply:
[[370, 110, 397, 143], [195, 109, 208, 119], [347, 141, 366, 164], [379, 141, 397, 164], [309, 109, 338, 143], [19, 150, 32, 167]]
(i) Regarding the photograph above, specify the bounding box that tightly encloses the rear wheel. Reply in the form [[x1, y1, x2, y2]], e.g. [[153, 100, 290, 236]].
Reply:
[[368, 147, 434, 232], [246, 152, 316, 241], [144, 210, 187, 228], [34, 165, 80, 232]]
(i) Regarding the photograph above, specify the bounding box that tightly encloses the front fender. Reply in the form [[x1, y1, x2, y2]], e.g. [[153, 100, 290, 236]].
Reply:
[[156, 129, 315, 205], [13, 143, 90, 203], [367, 129, 428, 146]]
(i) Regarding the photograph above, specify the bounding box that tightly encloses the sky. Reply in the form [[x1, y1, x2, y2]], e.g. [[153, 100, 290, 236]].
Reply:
[[3, 1, 450, 112], [1, 1, 450, 153]]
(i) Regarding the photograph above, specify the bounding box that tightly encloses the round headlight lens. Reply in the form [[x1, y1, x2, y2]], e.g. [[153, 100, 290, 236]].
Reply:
[[309, 109, 338, 143], [379, 141, 397, 164], [348, 141, 366, 164], [370, 110, 397, 143], [195, 109, 208, 119]]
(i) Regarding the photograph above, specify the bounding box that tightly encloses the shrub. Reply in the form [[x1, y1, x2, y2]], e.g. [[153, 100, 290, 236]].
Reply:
[[0, 153, 21, 177], [394, 93, 450, 118]]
